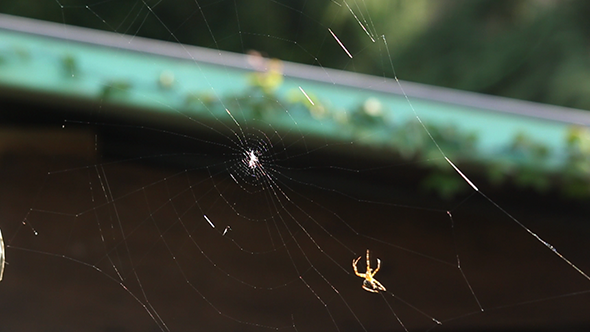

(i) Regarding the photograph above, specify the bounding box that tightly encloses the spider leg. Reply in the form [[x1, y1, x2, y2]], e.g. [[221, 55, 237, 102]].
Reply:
[[366, 249, 371, 271], [373, 258, 381, 274], [372, 279, 386, 292], [362, 283, 380, 293], [352, 256, 365, 277]]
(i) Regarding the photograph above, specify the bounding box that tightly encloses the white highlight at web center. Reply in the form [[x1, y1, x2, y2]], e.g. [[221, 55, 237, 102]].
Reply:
[[248, 150, 259, 169]]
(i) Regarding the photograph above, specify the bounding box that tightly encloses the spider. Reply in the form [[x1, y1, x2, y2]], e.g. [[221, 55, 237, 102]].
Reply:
[[353, 249, 386, 293]]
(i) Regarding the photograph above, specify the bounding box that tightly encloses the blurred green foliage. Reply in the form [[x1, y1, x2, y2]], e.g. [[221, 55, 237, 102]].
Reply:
[[3, 0, 590, 198], [562, 126, 590, 198], [2, 0, 590, 110], [100, 79, 132, 99]]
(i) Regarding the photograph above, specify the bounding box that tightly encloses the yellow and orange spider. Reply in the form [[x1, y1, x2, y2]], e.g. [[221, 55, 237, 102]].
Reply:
[[353, 249, 386, 293]]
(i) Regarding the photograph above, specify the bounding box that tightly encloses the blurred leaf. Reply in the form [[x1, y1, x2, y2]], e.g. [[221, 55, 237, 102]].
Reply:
[[100, 80, 132, 100], [422, 171, 468, 199]]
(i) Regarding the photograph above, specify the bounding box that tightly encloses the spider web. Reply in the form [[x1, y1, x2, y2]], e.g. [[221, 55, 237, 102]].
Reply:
[[1, 1, 590, 331]]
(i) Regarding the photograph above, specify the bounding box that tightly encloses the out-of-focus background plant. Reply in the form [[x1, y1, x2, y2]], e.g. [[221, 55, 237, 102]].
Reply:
[[2, 0, 590, 200], [2, 0, 589, 110]]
